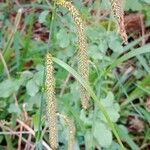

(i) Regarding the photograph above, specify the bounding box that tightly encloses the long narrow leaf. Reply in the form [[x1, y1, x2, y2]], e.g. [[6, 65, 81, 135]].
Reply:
[[108, 44, 150, 71], [52, 57, 126, 150], [116, 125, 139, 150]]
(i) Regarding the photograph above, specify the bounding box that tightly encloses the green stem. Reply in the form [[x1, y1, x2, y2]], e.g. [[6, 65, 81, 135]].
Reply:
[[36, 0, 57, 145]]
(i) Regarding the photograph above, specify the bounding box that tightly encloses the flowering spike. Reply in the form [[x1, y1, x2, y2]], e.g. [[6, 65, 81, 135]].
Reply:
[[56, 0, 90, 109], [45, 53, 58, 149], [109, 0, 128, 44]]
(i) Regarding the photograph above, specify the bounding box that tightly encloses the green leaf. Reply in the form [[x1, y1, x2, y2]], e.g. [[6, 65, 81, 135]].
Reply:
[[80, 109, 93, 126], [57, 45, 75, 61], [106, 141, 121, 150], [125, 0, 142, 11], [93, 120, 112, 148], [38, 10, 49, 23], [26, 94, 41, 111], [98, 40, 108, 54], [8, 103, 21, 114], [100, 92, 120, 122], [121, 75, 150, 107], [26, 79, 39, 96], [105, 105, 120, 122], [137, 107, 150, 124], [116, 125, 140, 150], [56, 29, 70, 48], [109, 40, 123, 52], [141, 0, 150, 4], [136, 55, 150, 74], [85, 130, 93, 149], [37, 0, 43, 3], [70, 82, 80, 102], [0, 79, 20, 98], [33, 71, 44, 86], [88, 45, 103, 60], [33, 113, 40, 132], [108, 44, 150, 72], [101, 92, 114, 107], [20, 71, 33, 81]]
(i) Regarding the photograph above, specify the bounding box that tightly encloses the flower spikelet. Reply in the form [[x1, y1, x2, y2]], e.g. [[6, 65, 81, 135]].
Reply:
[[58, 114, 75, 150], [45, 53, 58, 149], [56, 0, 90, 109], [109, 0, 128, 43]]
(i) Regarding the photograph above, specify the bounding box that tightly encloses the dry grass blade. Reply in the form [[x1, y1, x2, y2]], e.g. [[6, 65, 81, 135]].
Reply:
[[4, 8, 23, 53]]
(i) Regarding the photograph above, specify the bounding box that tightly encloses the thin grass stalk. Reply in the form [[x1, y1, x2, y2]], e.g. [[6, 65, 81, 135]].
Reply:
[[56, 0, 90, 109], [109, 0, 128, 43], [4, 8, 23, 54], [0, 49, 18, 106], [45, 53, 58, 149], [0, 8, 23, 74]]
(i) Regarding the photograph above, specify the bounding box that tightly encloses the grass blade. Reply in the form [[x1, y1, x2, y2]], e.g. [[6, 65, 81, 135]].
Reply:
[[116, 125, 139, 150], [52, 57, 126, 150], [108, 44, 150, 71]]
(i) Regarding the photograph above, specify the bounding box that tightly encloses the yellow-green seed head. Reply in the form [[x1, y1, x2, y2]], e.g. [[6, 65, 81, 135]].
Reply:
[[109, 0, 128, 43], [46, 53, 58, 149], [57, 0, 90, 109], [58, 114, 75, 150], [55, 0, 65, 5]]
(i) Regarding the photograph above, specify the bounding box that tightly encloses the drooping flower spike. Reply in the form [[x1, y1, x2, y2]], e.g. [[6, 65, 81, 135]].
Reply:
[[56, 0, 90, 110], [109, 0, 128, 44]]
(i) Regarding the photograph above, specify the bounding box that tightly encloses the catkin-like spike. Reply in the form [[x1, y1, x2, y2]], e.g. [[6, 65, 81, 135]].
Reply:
[[58, 113, 75, 150], [45, 53, 58, 149], [56, 0, 90, 109], [109, 0, 128, 43]]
